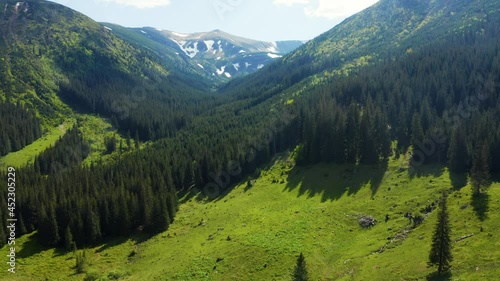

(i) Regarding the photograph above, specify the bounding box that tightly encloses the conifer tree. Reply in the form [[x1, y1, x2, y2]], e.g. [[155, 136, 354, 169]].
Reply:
[[429, 193, 453, 275], [37, 205, 60, 246], [0, 221, 6, 247], [470, 143, 490, 195], [448, 126, 469, 173], [64, 226, 75, 251], [75, 250, 87, 274]]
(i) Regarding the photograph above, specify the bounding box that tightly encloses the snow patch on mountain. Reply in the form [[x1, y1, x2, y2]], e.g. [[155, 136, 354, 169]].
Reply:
[[216, 66, 226, 75], [245, 62, 252, 68], [172, 32, 188, 37], [197, 64, 204, 69], [171, 39, 199, 58], [233, 63, 240, 71], [267, 53, 282, 59], [266, 42, 279, 53], [224, 72, 232, 78], [257, 64, 265, 69], [204, 40, 215, 53]]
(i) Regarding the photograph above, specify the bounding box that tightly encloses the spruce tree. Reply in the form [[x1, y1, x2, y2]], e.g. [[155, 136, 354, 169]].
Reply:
[[64, 226, 75, 251], [75, 250, 88, 274], [292, 252, 309, 281], [470, 143, 490, 196], [429, 193, 453, 274], [448, 126, 469, 173]]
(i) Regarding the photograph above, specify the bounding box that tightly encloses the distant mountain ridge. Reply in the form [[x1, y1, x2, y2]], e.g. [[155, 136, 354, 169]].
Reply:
[[102, 25, 303, 80]]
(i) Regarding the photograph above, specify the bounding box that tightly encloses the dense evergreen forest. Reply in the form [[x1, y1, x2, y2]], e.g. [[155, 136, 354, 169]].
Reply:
[[0, 101, 42, 156], [33, 127, 90, 175], [2, 19, 499, 248]]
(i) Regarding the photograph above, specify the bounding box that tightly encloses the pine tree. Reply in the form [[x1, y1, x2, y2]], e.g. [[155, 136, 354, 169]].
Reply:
[[359, 111, 378, 164], [470, 143, 490, 196], [64, 226, 75, 251], [429, 193, 453, 275], [0, 221, 6, 247], [448, 126, 469, 173], [411, 112, 424, 154], [126, 131, 131, 150], [135, 131, 140, 150], [75, 250, 88, 274], [292, 252, 309, 281], [37, 205, 60, 246]]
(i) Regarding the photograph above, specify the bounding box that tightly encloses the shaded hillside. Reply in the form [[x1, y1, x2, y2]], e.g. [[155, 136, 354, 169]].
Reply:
[[0, 0, 219, 141]]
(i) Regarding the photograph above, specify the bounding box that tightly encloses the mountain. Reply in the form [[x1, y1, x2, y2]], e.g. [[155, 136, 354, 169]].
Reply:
[[103, 25, 303, 80], [1, 0, 500, 280], [221, 0, 500, 97], [0, 0, 218, 141]]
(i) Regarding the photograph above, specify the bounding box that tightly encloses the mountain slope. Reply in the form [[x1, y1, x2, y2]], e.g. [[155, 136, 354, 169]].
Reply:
[[221, 0, 500, 98], [105, 26, 303, 80], [0, 0, 218, 141], [97, 23, 212, 84]]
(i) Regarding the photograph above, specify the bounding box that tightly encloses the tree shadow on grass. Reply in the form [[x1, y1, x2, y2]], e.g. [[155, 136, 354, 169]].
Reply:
[[17, 233, 50, 259], [426, 271, 452, 281], [94, 236, 132, 254], [449, 172, 468, 190], [409, 163, 445, 179], [471, 192, 489, 221], [180, 159, 278, 204], [283, 159, 388, 203]]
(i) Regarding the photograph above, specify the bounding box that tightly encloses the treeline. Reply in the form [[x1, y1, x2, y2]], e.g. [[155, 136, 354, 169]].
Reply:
[[296, 100, 391, 165], [0, 101, 42, 156]]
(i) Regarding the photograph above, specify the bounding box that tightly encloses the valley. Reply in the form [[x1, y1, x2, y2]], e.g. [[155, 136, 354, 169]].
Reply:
[[1, 0, 500, 280]]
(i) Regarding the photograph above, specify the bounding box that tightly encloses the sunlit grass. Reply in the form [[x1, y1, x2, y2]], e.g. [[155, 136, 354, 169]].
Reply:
[[1, 154, 498, 280]]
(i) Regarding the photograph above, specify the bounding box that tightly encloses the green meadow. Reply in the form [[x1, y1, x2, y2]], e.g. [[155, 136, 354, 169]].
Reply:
[[2, 153, 498, 280], [0, 120, 74, 170]]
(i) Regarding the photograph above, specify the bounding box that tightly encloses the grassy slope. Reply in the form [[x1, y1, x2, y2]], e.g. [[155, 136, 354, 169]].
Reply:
[[0, 120, 74, 169], [1, 154, 498, 281], [0, 114, 140, 170], [78, 115, 144, 166]]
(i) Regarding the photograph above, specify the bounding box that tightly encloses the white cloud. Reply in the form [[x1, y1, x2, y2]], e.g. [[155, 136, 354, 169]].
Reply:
[[305, 0, 378, 20], [273, 0, 309, 7], [97, 0, 171, 9]]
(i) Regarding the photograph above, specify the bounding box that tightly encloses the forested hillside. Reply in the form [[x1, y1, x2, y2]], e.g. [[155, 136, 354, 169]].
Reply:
[[0, 0, 499, 279], [0, 101, 41, 156], [0, 0, 220, 140]]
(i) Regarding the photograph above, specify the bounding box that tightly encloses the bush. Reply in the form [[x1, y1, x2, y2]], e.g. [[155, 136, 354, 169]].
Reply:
[[128, 250, 137, 258], [83, 271, 100, 281], [108, 270, 127, 280]]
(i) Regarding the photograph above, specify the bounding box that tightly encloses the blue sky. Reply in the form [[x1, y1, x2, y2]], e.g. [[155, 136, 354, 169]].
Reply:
[[50, 0, 378, 41]]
